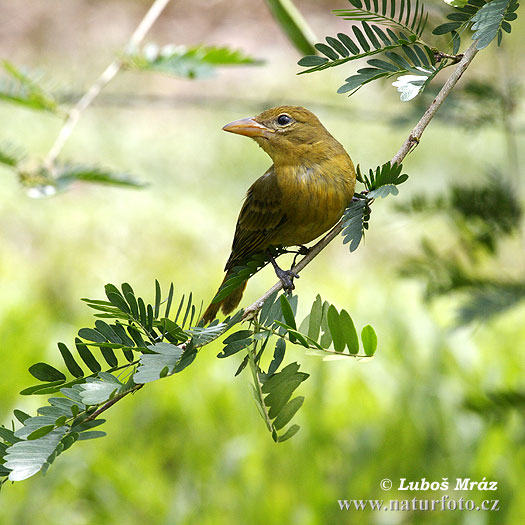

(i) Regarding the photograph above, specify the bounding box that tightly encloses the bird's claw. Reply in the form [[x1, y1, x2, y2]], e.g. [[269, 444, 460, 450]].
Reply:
[[275, 268, 299, 292]]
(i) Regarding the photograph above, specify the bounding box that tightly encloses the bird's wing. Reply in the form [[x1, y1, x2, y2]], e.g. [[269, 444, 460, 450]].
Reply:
[[225, 167, 287, 270]]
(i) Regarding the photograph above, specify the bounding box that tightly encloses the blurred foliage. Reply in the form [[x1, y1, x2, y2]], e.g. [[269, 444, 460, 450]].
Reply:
[[263, 0, 318, 55], [1, 40, 259, 197], [0, 60, 59, 114], [1, 0, 524, 523], [125, 43, 262, 79], [398, 171, 525, 324]]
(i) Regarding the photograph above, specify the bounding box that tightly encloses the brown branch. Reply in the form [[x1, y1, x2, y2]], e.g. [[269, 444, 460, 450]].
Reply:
[[242, 42, 480, 320]]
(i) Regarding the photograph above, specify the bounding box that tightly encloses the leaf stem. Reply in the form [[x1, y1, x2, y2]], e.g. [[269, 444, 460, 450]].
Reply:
[[243, 42, 480, 319], [84, 383, 144, 422], [43, 0, 171, 172]]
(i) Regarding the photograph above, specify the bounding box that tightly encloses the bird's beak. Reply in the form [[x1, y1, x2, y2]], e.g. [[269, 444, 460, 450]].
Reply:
[[222, 117, 275, 138]]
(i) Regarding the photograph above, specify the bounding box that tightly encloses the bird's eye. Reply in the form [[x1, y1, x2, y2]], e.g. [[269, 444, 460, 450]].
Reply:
[[277, 114, 292, 126]]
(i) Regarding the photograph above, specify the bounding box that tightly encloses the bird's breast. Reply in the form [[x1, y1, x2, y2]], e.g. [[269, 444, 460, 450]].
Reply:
[[270, 160, 355, 246]]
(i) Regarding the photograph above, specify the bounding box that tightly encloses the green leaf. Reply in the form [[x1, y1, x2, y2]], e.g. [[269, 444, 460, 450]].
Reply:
[[13, 410, 31, 424], [352, 25, 371, 52], [327, 305, 345, 352], [268, 338, 286, 376], [337, 69, 389, 94], [4, 426, 68, 481], [273, 397, 304, 430], [334, 0, 428, 37], [297, 55, 329, 67], [20, 380, 66, 396], [94, 321, 122, 344], [218, 338, 253, 358], [79, 376, 122, 405], [338, 32, 360, 54], [77, 431, 106, 441], [105, 284, 130, 314], [367, 58, 400, 72], [134, 342, 184, 383], [121, 282, 139, 319], [266, 378, 303, 419], [71, 418, 105, 433], [315, 42, 340, 60], [28, 363, 66, 383], [189, 321, 230, 347], [362, 21, 382, 49], [154, 280, 161, 319], [14, 416, 58, 439], [263, 362, 300, 393], [361, 325, 378, 355], [471, 0, 514, 49], [78, 328, 106, 343], [341, 198, 367, 251], [0, 427, 21, 444], [277, 424, 300, 442], [75, 338, 102, 373], [259, 290, 280, 326], [223, 330, 253, 344], [37, 406, 69, 418], [27, 425, 55, 441], [57, 342, 84, 378], [452, 31, 461, 54], [326, 36, 350, 57], [339, 309, 359, 354], [307, 295, 323, 342], [279, 295, 297, 330], [319, 301, 333, 348], [432, 21, 463, 35]]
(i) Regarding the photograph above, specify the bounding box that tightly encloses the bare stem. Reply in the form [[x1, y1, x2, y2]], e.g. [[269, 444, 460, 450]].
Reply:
[[243, 42, 480, 319], [43, 0, 171, 172]]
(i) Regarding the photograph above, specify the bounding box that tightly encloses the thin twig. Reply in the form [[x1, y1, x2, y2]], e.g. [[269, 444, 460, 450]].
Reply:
[[85, 384, 144, 422], [43, 0, 171, 172], [391, 42, 479, 165], [243, 42, 480, 320]]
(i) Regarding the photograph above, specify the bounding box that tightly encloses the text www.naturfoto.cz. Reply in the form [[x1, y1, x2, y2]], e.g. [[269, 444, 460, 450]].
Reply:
[[338, 496, 500, 512]]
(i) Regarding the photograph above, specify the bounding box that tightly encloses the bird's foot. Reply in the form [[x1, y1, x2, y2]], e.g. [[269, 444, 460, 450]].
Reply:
[[275, 267, 299, 293], [297, 245, 310, 256], [266, 249, 300, 293]]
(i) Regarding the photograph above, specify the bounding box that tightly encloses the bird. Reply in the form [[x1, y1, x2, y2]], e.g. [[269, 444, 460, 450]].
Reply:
[[201, 105, 356, 324]]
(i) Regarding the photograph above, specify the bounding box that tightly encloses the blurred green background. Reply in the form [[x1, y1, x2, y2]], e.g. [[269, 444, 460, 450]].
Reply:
[[1, 1, 524, 523]]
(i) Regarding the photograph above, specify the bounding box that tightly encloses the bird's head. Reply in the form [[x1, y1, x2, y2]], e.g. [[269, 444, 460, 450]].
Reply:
[[222, 106, 343, 165]]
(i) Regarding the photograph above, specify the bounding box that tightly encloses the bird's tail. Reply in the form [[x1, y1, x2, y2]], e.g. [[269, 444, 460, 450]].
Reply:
[[201, 273, 247, 325]]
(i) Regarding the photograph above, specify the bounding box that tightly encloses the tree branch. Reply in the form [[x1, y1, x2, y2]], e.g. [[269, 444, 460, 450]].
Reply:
[[43, 0, 171, 172], [242, 42, 480, 320]]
